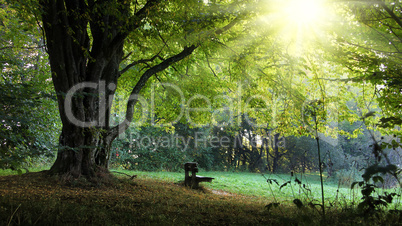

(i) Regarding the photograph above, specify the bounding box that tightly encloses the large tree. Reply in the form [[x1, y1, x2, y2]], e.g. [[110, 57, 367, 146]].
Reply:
[[36, 0, 246, 178]]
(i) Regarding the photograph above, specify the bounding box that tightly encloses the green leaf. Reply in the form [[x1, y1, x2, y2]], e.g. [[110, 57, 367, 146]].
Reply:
[[293, 199, 303, 208], [351, 181, 365, 189], [294, 178, 301, 185], [280, 181, 291, 190], [372, 176, 384, 184], [267, 179, 279, 186]]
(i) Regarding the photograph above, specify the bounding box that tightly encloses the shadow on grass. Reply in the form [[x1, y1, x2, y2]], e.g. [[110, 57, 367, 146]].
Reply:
[[0, 172, 400, 225]]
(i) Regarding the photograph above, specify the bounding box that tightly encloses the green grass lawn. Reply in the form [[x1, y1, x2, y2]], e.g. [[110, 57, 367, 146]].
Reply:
[[111, 169, 396, 208], [1, 168, 401, 225], [3, 167, 401, 207], [0, 166, 48, 176]]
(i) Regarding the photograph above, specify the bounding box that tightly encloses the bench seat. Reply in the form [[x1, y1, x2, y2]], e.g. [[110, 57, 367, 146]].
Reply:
[[184, 162, 214, 188], [195, 176, 214, 183]]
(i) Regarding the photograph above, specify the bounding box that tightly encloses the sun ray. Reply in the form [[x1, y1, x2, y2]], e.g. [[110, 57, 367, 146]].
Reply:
[[256, 0, 333, 56], [284, 0, 325, 28]]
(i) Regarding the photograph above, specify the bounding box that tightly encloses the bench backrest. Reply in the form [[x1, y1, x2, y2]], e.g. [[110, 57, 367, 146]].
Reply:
[[184, 162, 198, 176]]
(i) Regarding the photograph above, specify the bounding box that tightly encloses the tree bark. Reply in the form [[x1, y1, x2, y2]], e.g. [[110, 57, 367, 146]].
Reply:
[[39, 0, 235, 179], [268, 133, 284, 173], [39, 0, 161, 178]]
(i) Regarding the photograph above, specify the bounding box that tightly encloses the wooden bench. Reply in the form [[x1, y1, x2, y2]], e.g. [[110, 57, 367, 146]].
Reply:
[[184, 162, 214, 188]]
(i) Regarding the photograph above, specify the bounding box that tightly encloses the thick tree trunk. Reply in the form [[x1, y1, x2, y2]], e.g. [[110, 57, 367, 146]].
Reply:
[[95, 134, 115, 168], [39, 0, 203, 179], [39, 0, 127, 178], [49, 125, 112, 177]]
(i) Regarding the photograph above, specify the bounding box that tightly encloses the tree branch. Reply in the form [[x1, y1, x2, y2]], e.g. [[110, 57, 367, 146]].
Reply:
[[380, 3, 402, 29], [0, 45, 46, 51], [205, 50, 218, 78], [111, 0, 161, 46], [214, 17, 239, 35], [108, 15, 242, 138], [108, 44, 198, 138], [119, 48, 163, 76], [344, 41, 402, 59], [121, 52, 133, 62]]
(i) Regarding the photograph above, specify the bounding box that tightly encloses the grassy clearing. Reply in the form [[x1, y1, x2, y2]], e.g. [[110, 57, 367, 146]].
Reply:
[[113, 169, 360, 202], [113, 169, 402, 211], [0, 165, 51, 176], [0, 169, 401, 225]]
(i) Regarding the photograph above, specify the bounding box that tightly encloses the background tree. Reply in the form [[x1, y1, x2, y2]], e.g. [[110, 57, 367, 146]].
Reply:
[[331, 1, 402, 186], [336, 1, 402, 131], [0, 1, 59, 171]]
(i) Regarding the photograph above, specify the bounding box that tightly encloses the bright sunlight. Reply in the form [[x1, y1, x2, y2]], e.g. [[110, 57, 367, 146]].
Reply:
[[261, 0, 333, 55], [283, 0, 325, 28]]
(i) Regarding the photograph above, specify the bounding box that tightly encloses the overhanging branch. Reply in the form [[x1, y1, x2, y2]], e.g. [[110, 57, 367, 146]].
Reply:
[[108, 15, 243, 138], [108, 44, 198, 138], [214, 17, 239, 35], [119, 47, 165, 76]]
